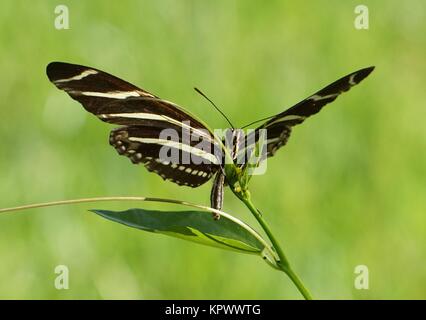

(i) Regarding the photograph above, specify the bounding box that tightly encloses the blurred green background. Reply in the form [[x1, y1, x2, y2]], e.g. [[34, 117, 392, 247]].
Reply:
[[0, 0, 425, 299]]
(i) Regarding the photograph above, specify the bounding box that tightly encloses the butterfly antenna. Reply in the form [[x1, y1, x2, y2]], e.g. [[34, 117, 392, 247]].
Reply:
[[194, 87, 235, 129], [240, 114, 276, 129]]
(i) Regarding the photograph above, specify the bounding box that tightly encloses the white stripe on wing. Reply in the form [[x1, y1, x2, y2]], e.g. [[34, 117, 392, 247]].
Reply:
[[127, 137, 220, 165]]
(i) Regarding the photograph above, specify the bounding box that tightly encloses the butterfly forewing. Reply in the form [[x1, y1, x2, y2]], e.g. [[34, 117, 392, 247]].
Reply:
[[46, 62, 221, 187], [46, 62, 157, 114], [241, 67, 375, 159]]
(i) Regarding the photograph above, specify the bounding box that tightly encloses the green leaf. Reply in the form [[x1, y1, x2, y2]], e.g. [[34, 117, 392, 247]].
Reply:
[[92, 208, 279, 268]]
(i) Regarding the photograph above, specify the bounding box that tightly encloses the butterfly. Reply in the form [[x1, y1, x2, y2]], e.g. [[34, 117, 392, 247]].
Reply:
[[46, 62, 374, 216]]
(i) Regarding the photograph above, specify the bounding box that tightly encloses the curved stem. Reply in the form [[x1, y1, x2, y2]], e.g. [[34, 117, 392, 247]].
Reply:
[[239, 194, 313, 300], [1, 195, 313, 299], [283, 267, 312, 300], [240, 197, 290, 267], [0, 196, 220, 216]]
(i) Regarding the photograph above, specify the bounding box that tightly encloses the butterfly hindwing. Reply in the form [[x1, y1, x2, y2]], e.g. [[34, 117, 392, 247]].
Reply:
[[110, 126, 218, 187]]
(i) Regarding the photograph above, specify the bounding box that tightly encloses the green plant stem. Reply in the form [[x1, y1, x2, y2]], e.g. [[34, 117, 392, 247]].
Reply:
[[1, 194, 313, 299], [239, 194, 313, 300], [0, 196, 221, 216], [0, 196, 278, 264]]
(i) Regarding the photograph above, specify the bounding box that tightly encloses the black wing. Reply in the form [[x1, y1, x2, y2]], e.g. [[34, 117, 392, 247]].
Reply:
[[46, 62, 221, 187], [109, 125, 219, 187], [242, 67, 374, 159]]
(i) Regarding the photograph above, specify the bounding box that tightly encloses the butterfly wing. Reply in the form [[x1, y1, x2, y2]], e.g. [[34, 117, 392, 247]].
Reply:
[[46, 62, 157, 112], [110, 125, 219, 187], [242, 67, 374, 159], [46, 62, 221, 187]]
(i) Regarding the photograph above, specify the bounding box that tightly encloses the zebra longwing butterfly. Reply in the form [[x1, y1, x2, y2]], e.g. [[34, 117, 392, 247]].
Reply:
[[46, 62, 374, 214]]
